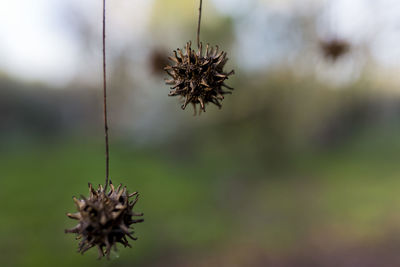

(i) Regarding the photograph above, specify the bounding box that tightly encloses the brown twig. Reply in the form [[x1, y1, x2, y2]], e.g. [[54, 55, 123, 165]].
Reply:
[[197, 0, 203, 48], [102, 0, 110, 192]]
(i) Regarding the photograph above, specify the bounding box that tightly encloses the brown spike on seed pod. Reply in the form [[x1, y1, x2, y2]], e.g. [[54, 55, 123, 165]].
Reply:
[[164, 41, 234, 114], [65, 182, 143, 259]]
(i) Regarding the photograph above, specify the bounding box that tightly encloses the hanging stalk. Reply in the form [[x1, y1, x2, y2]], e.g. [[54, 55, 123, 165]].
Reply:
[[102, 0, 110, 192], [197, 0, 203, 48]]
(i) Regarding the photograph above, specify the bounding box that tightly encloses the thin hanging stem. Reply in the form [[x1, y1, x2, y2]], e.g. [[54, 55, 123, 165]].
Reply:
[[102, 0, 110, 192], [197, 0, 203, 48]]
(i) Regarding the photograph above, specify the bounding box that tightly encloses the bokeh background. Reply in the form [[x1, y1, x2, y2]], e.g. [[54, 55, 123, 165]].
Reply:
[[2, 0, 400, 266]]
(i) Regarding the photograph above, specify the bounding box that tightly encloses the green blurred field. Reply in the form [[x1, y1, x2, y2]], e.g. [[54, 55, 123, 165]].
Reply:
[[2, 125, 400, 267]]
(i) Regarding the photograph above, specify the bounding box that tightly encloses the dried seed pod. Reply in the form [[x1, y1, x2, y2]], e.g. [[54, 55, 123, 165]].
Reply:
[[65, 181, 143, 258], [320, 38, 350, 61], [150, 49, 170, 75], [165, 41, 234, 114]]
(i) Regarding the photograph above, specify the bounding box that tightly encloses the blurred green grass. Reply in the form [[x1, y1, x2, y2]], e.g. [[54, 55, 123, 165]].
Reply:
[[2, 126, 400, 266]]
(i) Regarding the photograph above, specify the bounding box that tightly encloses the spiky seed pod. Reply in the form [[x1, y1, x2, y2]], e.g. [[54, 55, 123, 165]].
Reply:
[[150, 49, 169, 75], [65, 182, 143, 258], [165, 41, 234, 113], [320, 38, 350, 61]]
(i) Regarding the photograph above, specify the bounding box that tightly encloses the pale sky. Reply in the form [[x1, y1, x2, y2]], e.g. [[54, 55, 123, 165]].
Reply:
[[0, 0, 399, 85], [0, 0, 153, 86], [0, 0, 80, 85]]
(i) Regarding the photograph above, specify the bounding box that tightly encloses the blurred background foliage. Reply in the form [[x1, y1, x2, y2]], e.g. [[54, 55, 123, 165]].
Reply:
[[2, 0, 400, 266]]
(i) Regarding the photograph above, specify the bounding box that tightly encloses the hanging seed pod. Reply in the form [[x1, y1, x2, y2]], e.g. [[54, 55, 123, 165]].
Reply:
[[65, 181, 143, 258], [165, 41, 234, 114], [150, 49, 170, 75], [320, 38, 350, 61]]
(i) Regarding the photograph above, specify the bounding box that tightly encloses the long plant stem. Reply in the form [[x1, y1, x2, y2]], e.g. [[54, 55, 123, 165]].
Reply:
[[197, 0, 203, 48], [102, 0, 110, 192]]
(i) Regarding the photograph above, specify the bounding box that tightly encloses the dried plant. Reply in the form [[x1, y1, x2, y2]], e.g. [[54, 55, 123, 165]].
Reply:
[[165, 41, 234, 112], [150, 49, 170, 75], [65, 182, 143, 258], [320, 38, 350, 61], [65, 0, 142, 258], [164, 0, 235, 114]]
